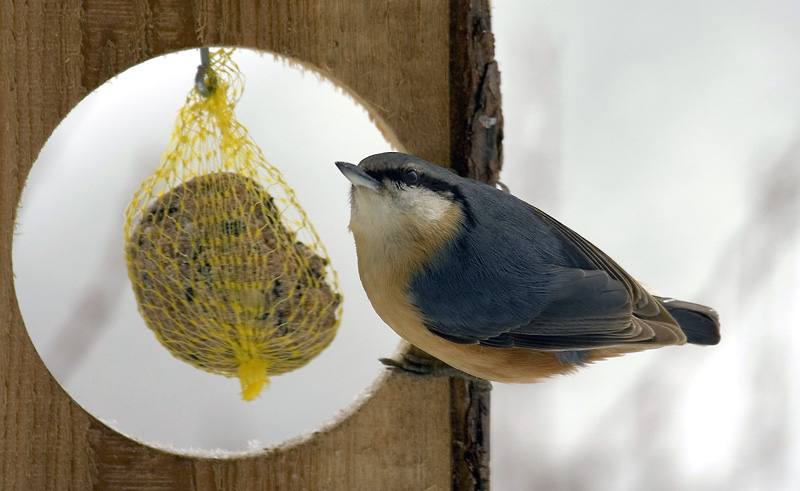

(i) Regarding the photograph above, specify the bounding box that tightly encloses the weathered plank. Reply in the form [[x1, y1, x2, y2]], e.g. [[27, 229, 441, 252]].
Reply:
[[0, 1, 499, 489]]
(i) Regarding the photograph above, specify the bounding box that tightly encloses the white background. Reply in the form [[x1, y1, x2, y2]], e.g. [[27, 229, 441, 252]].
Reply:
[[12, 1, 800, 489]]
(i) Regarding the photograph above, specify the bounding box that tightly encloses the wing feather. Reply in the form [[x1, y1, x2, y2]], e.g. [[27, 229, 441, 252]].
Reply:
[[412, 180, 685, 350]]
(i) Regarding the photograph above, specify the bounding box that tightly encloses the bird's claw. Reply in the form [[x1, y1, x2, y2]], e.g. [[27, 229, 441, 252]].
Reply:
[[379, 354, 492, 388], [380, 354, 441, 376]]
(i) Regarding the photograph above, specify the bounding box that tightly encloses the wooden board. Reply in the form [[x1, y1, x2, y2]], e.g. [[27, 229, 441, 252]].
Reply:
[[0, 1, 500, 489]]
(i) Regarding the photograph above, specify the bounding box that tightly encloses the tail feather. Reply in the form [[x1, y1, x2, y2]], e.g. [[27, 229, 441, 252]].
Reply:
[[655, 296, 721, 346]]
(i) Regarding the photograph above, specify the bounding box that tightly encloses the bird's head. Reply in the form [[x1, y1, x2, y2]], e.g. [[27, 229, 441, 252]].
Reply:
[[335, 152, 467, 269]]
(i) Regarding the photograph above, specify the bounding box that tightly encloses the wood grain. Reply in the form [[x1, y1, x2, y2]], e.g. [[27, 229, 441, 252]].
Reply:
[[0, 1, 500, 489]]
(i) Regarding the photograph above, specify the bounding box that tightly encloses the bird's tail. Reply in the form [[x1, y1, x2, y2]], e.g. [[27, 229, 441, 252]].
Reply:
[[655, 296, 721, 345]]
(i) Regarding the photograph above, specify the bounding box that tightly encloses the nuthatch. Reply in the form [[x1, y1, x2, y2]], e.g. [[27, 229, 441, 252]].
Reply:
[[336, 152, 720, 382]]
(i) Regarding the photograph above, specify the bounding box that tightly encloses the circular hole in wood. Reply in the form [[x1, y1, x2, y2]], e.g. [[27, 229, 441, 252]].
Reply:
[[13, 48, 400, 452]]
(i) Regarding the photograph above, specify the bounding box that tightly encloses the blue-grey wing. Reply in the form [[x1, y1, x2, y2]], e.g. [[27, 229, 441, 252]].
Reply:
[[410, 183, 667, 350]]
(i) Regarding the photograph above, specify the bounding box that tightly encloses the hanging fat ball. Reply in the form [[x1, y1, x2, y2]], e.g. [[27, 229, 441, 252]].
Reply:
[[124, 49, 341, 400]]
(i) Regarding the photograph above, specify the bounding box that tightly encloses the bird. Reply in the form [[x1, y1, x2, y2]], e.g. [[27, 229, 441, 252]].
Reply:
[[336, 152, 720, 383]]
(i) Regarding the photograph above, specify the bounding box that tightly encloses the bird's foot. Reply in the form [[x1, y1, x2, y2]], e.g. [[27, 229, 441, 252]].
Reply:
[[379, 354, 492, 389], [379, 354, 442, 376]]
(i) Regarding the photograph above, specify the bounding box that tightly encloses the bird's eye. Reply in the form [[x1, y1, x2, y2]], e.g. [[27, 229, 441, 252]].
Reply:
[[401, 169, 420, 186]]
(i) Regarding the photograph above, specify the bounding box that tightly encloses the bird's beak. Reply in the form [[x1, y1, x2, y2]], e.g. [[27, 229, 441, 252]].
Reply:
[[336, 162, 381, 191]]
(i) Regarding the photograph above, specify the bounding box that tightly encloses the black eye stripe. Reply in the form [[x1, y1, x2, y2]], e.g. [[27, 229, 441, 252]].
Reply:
[[364, 167, 464, 199], [389, 168, 413, 185], [364, 168, 383, 181]]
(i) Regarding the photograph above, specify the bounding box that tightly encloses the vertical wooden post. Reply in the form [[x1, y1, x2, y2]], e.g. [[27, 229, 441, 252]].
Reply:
[[0, 1, 501, 489], [448, 2, 500, 488]]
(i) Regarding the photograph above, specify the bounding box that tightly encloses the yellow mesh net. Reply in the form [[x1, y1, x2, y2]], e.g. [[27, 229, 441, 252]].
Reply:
[[124, 49, 341, 401]]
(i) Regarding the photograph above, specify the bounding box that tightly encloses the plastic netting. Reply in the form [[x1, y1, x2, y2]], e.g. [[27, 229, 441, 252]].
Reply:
[[124, 49, 341, 400]]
